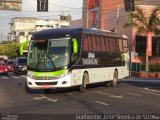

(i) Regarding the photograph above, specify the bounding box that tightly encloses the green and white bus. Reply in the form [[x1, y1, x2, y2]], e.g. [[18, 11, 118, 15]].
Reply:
[[27, 28, 129, 92]]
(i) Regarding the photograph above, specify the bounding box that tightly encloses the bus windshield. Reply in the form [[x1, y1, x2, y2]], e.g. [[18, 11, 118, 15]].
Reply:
[[28, 38, 70, 71]]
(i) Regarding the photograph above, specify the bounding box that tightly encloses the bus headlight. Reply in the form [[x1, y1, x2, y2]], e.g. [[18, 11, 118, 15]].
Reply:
[[59, 72, 70, 78], [27, 71, 34, 78]]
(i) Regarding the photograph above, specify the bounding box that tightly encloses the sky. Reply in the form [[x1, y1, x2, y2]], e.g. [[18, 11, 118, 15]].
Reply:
[[0, 0, 83, 40]]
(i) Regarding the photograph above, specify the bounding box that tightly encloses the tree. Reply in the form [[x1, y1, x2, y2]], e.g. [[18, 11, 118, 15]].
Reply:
[[0, 40, 19, 59], [124, 6, 160, 71]]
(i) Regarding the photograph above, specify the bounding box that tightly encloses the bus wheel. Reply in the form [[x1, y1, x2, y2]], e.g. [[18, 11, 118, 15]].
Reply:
[[109, 71, 118, 87], [79, 73, 88, 93]]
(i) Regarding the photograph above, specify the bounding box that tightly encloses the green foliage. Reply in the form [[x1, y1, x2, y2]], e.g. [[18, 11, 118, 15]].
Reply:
[[0, 40, 20, 59], [124, 6, 160, 71]]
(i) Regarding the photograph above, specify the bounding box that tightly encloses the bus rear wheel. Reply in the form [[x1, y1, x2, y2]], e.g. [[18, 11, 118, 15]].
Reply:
[[109, 71, 118, 87], [79, 73, 88, 93]]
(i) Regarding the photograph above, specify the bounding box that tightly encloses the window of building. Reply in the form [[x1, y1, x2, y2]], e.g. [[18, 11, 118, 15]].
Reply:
[[19, 32, 25, 36]]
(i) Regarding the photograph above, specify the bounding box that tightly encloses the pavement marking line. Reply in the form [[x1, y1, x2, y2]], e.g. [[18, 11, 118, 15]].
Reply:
[[66, 93, 74, 96], [141, 91, 160, 97], [94, 101, 109, 106], [33, 95, 46, 100], [12, 76, 20, 79], [21, 75, 27, 78], [144, 87, 160, 93], [33, 95, 58, 102], [125, 92, 142, 97], [96, 91, 123, 99], [1, 77, 9, 79], [41, 95, 58, 102]]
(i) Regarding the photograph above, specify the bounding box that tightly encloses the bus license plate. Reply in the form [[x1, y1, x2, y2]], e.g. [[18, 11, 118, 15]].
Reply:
[[43, 85, 51, 89]]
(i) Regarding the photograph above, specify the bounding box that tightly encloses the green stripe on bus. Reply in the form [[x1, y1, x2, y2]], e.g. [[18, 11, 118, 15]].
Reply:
[[28, 69, 68, 77]]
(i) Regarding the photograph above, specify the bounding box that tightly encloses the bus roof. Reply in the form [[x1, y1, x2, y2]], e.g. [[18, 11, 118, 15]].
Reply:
[[31, 28, 127, 40]]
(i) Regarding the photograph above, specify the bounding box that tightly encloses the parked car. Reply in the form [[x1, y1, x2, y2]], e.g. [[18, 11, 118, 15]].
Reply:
[[0, 61, 8, 75], [7, 60, 14, 72], [13, 57, 27, 75]]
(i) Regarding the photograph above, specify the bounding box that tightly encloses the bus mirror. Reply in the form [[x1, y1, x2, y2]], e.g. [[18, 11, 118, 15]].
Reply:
[[72, 38, 78, 54], [20, 41, 29, 56], [20, 43, 24, 55]]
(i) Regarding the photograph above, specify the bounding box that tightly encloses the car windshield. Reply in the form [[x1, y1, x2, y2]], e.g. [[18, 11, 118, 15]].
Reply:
[[7, 61, 14, 65], [18, 58, 27, 64], [28, 38, 70, 71]]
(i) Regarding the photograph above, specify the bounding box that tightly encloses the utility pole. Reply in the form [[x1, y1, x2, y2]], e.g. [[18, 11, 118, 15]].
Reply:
[[114, 4, 120, 33]]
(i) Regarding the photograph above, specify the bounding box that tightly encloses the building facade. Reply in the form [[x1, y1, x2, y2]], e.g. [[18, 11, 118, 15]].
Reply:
[[10, 16, 70, 43], [83, 0, 160, 65]]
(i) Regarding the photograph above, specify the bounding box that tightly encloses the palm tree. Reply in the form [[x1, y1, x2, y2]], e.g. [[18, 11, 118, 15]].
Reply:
[[124, 6, 160, 71]]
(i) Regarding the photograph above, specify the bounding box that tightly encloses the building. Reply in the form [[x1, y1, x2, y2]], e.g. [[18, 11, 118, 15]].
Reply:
[[10, 16, 70, 43], [83, 0, 160, 65]]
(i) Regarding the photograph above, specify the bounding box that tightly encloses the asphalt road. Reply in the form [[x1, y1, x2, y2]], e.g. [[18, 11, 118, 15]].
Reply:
[[0, 73, 160, 120]]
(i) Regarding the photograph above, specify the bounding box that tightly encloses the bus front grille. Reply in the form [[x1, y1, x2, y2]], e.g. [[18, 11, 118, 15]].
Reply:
[[33, 77, 59, 80], [35, 82, 58, 86]]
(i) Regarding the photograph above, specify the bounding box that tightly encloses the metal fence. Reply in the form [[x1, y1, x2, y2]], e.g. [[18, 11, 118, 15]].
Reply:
[[131, 62, 160, 72]]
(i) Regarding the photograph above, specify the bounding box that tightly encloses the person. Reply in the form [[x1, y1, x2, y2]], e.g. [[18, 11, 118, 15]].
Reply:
[[51, 53, 58, 61]]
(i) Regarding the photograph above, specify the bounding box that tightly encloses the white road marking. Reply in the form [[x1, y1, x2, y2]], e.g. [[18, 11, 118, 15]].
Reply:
[[141, 91, 160, 97], [21, 75, 27, 78], [125, 92, 142, 97], [12, 76, 20, 79], [96, 91, 123, 99], [33, 95, 58, 102], [1, 77, 8, 79], [33, 95, 46, 100], [41, 95, 58, 102], [95, 101, 109, 106], [144, 87, 160, 93]]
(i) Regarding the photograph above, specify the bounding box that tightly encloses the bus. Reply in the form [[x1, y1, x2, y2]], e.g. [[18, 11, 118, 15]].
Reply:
[[26, 28, 129, 93]]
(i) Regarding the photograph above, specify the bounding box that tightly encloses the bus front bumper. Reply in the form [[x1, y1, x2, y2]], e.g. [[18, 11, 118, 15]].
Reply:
[[27, 74, 72, 89]]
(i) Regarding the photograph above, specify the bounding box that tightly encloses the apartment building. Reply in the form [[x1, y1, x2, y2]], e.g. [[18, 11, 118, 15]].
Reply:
[[10, 16, 70, 43]]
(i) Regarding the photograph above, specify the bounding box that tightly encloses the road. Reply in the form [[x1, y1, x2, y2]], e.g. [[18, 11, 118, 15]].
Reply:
[[0, 73, 160, 120]]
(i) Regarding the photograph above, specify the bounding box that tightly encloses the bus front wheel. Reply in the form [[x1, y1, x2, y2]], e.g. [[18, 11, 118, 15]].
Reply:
[[79, 73, 88, 93]]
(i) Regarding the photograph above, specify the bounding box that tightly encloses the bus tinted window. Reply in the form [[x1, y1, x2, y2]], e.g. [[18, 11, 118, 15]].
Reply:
[[88, 35, 92, 51], [105, 37, 109, 52], [96, 36, 101, 51], [101, 36, 105, 52], [83, 35, 89, 51], [92, 36, 97, 51], [123, 39, 128, 52], [118, 39, 123, 52], [109, 37, 114, 52]]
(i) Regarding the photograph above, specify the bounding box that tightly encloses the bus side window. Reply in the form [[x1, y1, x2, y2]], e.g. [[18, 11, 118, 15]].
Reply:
[[83, 35, 89, 51], [101, 36, 105, 52], [105, 37, 109, 52], [123, 39, 128, 52], [118, 39, 124, 53]]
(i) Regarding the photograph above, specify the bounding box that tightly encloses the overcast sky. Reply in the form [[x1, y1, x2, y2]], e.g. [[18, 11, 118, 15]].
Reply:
[[0, 0, 83, 39]]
